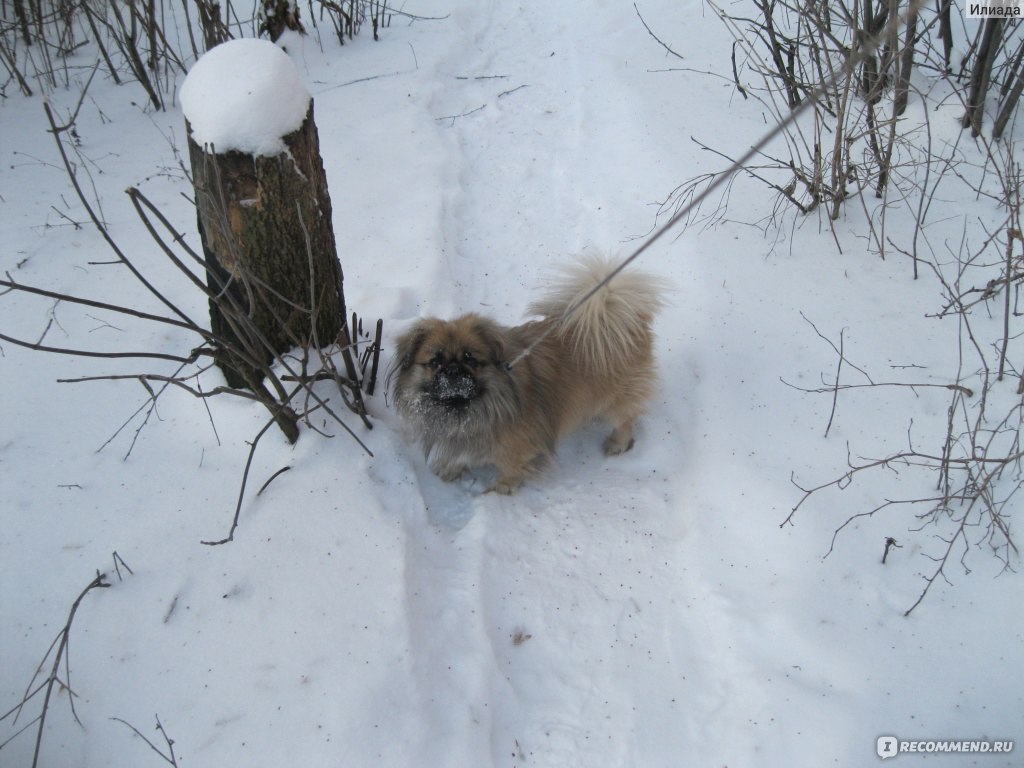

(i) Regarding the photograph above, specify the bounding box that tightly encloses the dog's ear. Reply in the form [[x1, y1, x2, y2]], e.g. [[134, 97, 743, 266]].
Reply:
[[470, 318, 507, 366], [485, 333, 506, 367], [385, 321, 432, 394], [393, 323, 428, 371]]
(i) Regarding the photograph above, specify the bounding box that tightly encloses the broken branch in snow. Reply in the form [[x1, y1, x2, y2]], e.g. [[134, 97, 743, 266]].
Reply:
[[110, 715, 178, 766], [436, 104, 486, 125], [498, 84, 530, 98], [257, 466, 292, 496], [0, 567, 119, 767], [201, 414, 281, 546], [881, 537, 902, 564], [634, 2, 685, 61]]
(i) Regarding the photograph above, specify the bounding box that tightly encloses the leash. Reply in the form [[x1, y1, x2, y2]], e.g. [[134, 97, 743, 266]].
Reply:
[[504, 0, 929, 371]]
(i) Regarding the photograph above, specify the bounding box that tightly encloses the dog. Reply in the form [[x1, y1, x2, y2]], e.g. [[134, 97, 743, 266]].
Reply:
[[388, 255, 664, 493]]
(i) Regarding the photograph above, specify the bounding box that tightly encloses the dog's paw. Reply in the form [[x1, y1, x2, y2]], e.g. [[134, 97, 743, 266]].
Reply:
[[602, 433, 635, 456], [435, 466, 467, 484], [487, 476, 523, 495]]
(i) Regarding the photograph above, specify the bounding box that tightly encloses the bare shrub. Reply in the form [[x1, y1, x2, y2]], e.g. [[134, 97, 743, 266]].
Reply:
[[645, 1, 1023, 611], [0, 0, 393, 104]]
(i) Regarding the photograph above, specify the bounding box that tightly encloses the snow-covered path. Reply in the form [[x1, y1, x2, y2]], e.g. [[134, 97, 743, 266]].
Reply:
[[371, 3, 705, 763]]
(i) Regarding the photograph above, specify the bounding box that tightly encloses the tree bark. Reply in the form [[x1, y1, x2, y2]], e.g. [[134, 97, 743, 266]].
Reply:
[[893, 1, 918, 117], [186, 102, 348, 390], [962, 18, 1005, 138]]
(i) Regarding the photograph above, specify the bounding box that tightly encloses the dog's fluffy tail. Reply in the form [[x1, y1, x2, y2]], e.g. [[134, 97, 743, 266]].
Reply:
[[529, 254, 665, 375]]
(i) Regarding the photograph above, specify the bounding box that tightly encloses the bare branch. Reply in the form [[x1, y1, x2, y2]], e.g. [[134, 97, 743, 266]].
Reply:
[[634, 3, 684, 61]]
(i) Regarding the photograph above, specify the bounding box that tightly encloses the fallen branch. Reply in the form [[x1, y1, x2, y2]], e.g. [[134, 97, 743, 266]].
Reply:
[[110, 715, 178, 766], [202, 412, 287, 546], [1, 567, 120, 767], [634, 2, 685, 61]]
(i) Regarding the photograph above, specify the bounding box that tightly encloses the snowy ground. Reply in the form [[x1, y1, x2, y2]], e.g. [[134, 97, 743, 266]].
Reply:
[[2, 1, 1022, 766]]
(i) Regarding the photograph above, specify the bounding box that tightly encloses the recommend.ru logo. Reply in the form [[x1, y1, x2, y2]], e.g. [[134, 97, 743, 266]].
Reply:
[[877, 736, 1014, 759]]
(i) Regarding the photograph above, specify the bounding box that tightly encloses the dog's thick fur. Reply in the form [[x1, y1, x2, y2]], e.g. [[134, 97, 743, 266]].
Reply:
[[389, 256, 664, 493]]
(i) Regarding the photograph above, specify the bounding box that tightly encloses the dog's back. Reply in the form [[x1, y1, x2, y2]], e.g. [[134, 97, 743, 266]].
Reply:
[[529, 254, 664, 376], [527, 255, 665, 453]]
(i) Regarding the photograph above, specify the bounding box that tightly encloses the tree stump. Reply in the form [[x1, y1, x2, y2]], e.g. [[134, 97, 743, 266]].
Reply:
[[180, 39, 348, 390]]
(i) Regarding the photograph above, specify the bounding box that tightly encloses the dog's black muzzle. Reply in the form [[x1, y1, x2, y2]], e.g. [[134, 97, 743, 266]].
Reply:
[[430, 364, 479, 406]]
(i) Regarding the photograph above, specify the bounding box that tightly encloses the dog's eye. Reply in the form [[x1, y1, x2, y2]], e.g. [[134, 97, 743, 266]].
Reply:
[[425, 353, 445, 370], [462, 350, 482, 368]]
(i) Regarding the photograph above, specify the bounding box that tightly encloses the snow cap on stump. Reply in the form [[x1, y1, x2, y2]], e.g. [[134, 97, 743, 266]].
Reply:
[[180, 38, 311, 157]]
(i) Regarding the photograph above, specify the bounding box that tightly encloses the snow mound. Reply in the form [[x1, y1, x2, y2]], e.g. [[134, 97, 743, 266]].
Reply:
[[180, 38, 311, 156]]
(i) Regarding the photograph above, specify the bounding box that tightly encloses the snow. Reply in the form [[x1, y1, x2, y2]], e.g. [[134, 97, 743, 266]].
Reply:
[[179, 38, 311, 155], [1, 1, 1022, 767]]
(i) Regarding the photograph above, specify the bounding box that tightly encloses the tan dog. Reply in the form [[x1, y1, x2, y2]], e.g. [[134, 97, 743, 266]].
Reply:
[[389, 256, 664, 493]]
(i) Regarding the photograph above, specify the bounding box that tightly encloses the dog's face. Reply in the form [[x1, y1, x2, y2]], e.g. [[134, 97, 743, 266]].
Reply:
[[390, 314, 511, 422]]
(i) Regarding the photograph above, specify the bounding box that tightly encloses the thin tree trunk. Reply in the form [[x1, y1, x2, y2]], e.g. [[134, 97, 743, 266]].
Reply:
[[993, 44, 1024, 139], [962, 18, 1004, 137], [937, 0, 953, 73], [894, 1, 919, 117]]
